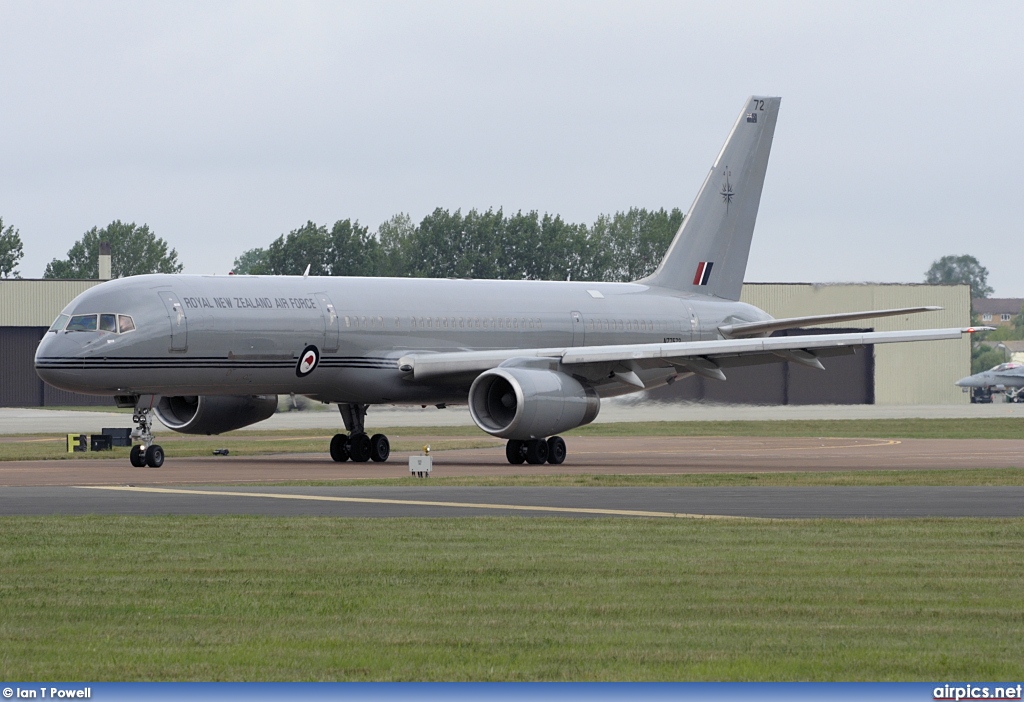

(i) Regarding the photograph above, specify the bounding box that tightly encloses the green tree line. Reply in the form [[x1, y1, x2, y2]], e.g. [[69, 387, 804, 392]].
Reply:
[[43, 221, 183, 279], [233, 207, 685, 282]]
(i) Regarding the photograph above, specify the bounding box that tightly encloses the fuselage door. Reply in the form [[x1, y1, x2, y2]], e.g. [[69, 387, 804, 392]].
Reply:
[[158, 291, 188, 352], [571, 311, 584, 347], [315, 292, 340, 353]]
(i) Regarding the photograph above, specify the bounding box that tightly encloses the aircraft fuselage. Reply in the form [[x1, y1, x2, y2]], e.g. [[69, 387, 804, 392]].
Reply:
[[34, 273, 770, 404]]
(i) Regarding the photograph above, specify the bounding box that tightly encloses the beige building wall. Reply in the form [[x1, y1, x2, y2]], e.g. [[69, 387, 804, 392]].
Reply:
[[0, 280, 100, 327], [740, 283, 971, 405]]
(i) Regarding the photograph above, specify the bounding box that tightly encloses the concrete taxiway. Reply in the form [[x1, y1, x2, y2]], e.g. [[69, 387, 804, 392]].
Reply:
[[1, 433, 1022, 518], [1, 435, 1022, 488]]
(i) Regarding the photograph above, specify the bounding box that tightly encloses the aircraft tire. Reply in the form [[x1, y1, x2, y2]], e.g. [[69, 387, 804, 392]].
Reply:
[[506, 440, 525, 464], [524, 439, 548, 465], [129, 445, 146, 468], [546, 436, 566, 465], [349, 433, 371, 463], [369, 434, 390, 462], [145, 444, 165, 468], [330, 433, 350, 462]]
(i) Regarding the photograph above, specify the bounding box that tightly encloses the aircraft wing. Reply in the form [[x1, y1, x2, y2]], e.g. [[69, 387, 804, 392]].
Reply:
[[717, 306, 942, 338], [399, 327, 977, 383]]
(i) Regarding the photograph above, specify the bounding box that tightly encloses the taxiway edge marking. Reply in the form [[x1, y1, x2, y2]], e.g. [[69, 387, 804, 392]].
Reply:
[[73, 485, 760, 520]]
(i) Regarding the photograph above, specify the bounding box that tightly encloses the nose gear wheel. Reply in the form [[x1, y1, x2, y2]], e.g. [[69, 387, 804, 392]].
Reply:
[[128, 401, 166, 468]]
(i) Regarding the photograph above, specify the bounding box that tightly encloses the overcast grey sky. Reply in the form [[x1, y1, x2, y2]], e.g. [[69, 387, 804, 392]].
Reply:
[[1, 1, 1022, 295]]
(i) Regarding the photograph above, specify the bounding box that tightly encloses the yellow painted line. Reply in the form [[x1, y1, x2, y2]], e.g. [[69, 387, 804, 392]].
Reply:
[[73, 485, 758, 520]]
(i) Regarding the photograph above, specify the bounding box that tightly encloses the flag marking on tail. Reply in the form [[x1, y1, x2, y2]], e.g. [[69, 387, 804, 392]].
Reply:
[[693, 261, 714, 286]]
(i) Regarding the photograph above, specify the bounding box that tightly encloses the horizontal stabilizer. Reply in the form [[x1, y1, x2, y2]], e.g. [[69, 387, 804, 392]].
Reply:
[[718, 307, 942, 338]]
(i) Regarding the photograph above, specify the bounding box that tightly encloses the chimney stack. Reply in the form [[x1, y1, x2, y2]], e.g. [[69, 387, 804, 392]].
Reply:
[[98, 241, 112, 280]]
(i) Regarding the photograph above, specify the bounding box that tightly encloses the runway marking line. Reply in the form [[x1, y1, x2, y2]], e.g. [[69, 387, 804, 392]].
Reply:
[[73, 485, 760, 520]]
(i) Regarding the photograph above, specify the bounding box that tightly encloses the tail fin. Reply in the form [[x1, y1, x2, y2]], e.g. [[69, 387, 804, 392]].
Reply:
[[641, 96, 780, 300]]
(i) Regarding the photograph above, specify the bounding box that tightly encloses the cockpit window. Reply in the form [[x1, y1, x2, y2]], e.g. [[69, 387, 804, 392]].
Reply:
[[60, 313, 135, 333], [66, 314, 98, 332], [48, 314, 69, 333]]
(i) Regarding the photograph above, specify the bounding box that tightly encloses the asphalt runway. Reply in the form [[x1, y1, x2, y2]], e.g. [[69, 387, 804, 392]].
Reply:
[[2, 484, 1023, 518], [1, 434, 1022, 518]]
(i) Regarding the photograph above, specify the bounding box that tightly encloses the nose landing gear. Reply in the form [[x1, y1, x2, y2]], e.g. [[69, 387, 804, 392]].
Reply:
[[129, 401, 165, 468], [330, 403, 391, 463]]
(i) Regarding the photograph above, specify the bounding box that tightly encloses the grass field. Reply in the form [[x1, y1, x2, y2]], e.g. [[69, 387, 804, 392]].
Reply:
[[3, 418, 1024, 680], [0, 432, 498, 462], [1, 516, 1022, 681]]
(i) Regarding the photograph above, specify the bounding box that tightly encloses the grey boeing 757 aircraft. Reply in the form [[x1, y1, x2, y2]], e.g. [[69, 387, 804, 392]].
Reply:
[[36, 96, 979, 468]]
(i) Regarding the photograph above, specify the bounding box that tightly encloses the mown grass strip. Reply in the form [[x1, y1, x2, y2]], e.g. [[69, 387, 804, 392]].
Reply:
[[0, 434, 497, 462], [2, 417, 1021, 462], [1, 516, 1022, 681]]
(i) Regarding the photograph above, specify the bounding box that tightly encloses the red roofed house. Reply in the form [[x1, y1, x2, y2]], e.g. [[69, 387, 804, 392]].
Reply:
[[972, 298, 1023, 327]]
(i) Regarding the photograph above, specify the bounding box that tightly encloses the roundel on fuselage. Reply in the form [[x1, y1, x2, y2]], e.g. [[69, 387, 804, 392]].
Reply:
[[296, 345, 320, 377]]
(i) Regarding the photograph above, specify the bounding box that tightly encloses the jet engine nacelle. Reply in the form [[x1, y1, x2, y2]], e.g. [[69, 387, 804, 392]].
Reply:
[[468, 367, 600, 440], [154, 395, 278, 435]]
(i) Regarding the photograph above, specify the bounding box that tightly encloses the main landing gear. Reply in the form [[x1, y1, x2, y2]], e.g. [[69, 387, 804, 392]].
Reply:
[[330, 403, 390, 463], [129, 403, 165, 468], [505, 436, 566, 465]]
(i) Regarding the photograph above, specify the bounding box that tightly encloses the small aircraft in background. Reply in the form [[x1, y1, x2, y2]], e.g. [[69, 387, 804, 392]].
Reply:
[[956, 361, 1024, 403], [36, 96, 980, 468]]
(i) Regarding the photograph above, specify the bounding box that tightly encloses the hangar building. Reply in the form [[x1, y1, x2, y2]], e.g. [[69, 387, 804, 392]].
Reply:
[[644, 283, 970, 406], [0, 279, 970, 407]]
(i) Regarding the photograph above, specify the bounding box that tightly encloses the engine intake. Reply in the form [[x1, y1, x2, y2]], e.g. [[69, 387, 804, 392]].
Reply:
[[468, 367, 599, 440], [154, 395, 278, 435]]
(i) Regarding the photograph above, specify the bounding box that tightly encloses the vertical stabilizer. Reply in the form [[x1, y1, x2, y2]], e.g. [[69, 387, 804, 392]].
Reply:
[[641, 96, 780, 300]]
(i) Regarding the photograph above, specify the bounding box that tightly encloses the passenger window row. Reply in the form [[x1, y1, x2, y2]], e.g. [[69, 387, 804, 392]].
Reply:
[[335, 316, 672, 333], [408, 316, 543, 331], [585, 319, 671, 332], [343, 315, 389, 329], [338, 316, 548, 331]]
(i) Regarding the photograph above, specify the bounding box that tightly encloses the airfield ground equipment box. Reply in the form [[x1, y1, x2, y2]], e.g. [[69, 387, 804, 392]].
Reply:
[[90, 434, 113, 451], [101, 427, 132, 447], [409, 455, 432, 478]]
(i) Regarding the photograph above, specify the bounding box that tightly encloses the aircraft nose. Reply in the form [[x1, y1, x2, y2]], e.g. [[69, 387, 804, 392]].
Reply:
[[34, 331, 93, 393], [955, 375, 981, 387]]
